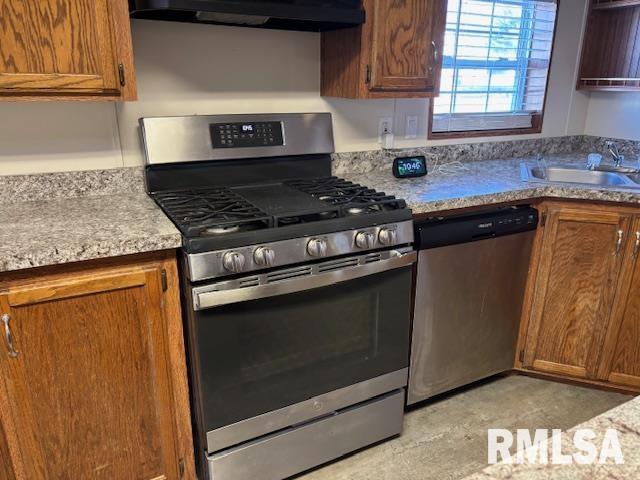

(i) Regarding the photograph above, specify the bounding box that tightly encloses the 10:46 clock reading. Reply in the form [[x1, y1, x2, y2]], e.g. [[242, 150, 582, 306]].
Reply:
[[393, 156, 427, 178]]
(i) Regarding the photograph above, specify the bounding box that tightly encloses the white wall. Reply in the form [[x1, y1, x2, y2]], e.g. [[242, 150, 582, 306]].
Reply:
[[116, 20, 398, 166], [119, 0, 589, 165], [0, 0, 591, 175], [584, 92, 640, 140], [0, 102, 123, 175]]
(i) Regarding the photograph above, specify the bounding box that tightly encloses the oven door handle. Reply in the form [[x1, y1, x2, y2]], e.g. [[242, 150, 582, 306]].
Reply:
[[193, 250, 417, 310]]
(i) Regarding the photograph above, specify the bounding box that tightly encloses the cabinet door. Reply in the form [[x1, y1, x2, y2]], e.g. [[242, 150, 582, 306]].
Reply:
[[0, 421, 15, 480], [0, 266, 180, 479], [368, 0, 447, 92], [0, 0, 136, 99], [597, 217, 640, 388], [522, 206, 630, 380]]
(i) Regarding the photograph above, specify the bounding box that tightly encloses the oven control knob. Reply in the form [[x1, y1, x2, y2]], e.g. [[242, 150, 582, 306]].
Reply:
[[355, 231, 376, 249], [222, 251, 246, 273], [307, 238, 328, 257], [378, 227, 398, 246], [254, 247, 276, 267]]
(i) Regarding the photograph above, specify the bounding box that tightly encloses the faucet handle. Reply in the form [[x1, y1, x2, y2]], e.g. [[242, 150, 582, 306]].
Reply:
[[587, 153, 602, 170], [536, 154, 549, 179], [606, 141, 625, 166]]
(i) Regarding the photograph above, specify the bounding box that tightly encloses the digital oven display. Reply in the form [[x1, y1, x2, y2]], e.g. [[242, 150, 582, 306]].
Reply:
[[210, 122, 284, 149]]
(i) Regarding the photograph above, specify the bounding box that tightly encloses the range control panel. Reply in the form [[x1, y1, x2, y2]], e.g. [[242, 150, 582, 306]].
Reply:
[[210, 121, 284, 149]]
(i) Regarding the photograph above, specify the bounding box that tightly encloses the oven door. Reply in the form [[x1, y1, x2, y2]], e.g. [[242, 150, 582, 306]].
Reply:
[[187, 248, 416, 453]]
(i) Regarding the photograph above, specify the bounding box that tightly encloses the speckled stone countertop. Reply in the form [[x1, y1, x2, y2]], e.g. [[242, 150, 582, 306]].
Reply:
[[342, 154, 640, 215], [0, 169, 181, 273], [3, 145, 640, 273], [464, 395, 640, 479]]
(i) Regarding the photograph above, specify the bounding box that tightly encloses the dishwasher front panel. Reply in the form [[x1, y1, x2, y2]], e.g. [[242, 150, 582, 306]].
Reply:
[[408, 231, 535, 405]]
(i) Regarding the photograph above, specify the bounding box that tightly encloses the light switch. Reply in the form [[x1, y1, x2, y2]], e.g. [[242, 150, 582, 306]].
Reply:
[[405, 115, 419, 139]]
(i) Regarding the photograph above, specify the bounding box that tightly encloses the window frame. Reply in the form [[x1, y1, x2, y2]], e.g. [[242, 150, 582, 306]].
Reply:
[[428, 0, 558, 140]]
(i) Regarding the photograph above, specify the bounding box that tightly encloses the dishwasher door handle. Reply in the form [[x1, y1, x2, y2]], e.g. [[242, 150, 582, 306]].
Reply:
[[471, 232, 497, 241]]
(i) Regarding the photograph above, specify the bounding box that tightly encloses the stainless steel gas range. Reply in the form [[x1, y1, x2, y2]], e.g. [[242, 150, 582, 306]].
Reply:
[[141, 113, 416, 480]]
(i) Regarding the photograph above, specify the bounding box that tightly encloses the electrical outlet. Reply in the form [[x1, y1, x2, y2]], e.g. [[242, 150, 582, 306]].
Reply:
[[405, 115, 419, 139], [378, 117, 393, 143]]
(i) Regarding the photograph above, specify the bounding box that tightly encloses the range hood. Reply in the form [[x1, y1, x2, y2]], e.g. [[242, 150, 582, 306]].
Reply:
[[129, 0, 365, 32]]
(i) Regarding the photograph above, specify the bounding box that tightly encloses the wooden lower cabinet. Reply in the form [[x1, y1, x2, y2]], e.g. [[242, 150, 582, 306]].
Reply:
[[521, 203, 631, 380], [0, 420, 15, 480], [0, 252, 195, 480], [518, 201, 640, 392], [597, 217, 640, 388]]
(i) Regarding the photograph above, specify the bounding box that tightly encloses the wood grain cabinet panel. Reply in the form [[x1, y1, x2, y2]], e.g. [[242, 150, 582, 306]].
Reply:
[[577, 2, 640, 91], [0, 254, 194, 480], [522, 205, 631, 380], [369, 0, 445, 92], [321, 0, 447, 98], [0, 0, 136, 100], [0, 420, 15, 480], [597, 217, 640, 388]]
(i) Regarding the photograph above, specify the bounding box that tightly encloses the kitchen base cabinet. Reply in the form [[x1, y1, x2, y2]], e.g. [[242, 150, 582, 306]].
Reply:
[[0, 252, 194, 480], [521, 204, 630, 380], [518, 201, 640, 393], [0, 420, 14, 480], [598, 217, 640, 388]]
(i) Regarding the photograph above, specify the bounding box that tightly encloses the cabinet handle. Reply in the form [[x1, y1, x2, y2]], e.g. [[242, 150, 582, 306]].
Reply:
[[615, 229, 624, 256], [118, 63, 126, 87], [429, 41, 438, 74], [633, 231, 640, 259], [1, 314, 18, 358]]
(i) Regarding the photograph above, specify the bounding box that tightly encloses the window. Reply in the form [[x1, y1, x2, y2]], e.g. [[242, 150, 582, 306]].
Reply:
[[430, 0, 557, 137]]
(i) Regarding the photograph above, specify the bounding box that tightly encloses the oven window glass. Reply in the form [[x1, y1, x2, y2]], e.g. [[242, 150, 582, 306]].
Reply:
[[192, 266, 412, 433]]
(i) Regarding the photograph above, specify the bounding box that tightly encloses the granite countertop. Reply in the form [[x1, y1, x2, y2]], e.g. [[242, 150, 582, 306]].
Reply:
[[3, 151, 640, 274], [464, 395, 640, 479], [343, 154, 640, 215], [0, 193, 182, 273]]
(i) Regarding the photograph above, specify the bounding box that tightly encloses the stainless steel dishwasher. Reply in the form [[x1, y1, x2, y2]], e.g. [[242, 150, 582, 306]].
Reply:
[[408, 206, 538, 405]]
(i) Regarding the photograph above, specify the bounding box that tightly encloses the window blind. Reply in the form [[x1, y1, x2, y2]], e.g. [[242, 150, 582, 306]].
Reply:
[[432, 0, 557, 134]]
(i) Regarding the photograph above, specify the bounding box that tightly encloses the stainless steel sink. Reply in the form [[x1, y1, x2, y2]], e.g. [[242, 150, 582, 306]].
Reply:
[[592, 164, 640, 174], [520, 163, 640, 188]]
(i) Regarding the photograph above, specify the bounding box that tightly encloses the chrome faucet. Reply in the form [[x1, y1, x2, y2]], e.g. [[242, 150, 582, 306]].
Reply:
[[606, 141, 625, 167]]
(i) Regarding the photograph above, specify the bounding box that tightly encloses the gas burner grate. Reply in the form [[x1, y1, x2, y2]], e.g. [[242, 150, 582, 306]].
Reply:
[[274, 209, 340, 227], [152, 188, 272, 236], [286, 177, 407, 215]]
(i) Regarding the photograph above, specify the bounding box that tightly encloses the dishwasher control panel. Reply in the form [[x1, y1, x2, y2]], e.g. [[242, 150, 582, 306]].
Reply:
[[415, 206, 538, 249]]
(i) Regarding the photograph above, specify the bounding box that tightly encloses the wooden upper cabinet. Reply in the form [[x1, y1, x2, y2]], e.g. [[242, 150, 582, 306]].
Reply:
[[321, 0, 447, 99], [521, 204, 631, 380], [369, 0, 445, 92], [0, 0, 136, 100], [0, 254, 194, 480], [577, 2, 640, 91], [597, 216, 640, 388]]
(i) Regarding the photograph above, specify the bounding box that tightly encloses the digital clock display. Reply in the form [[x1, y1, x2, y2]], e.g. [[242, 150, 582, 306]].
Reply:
[[210, 121, 284, 149], [393, 156, 428, 178]]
